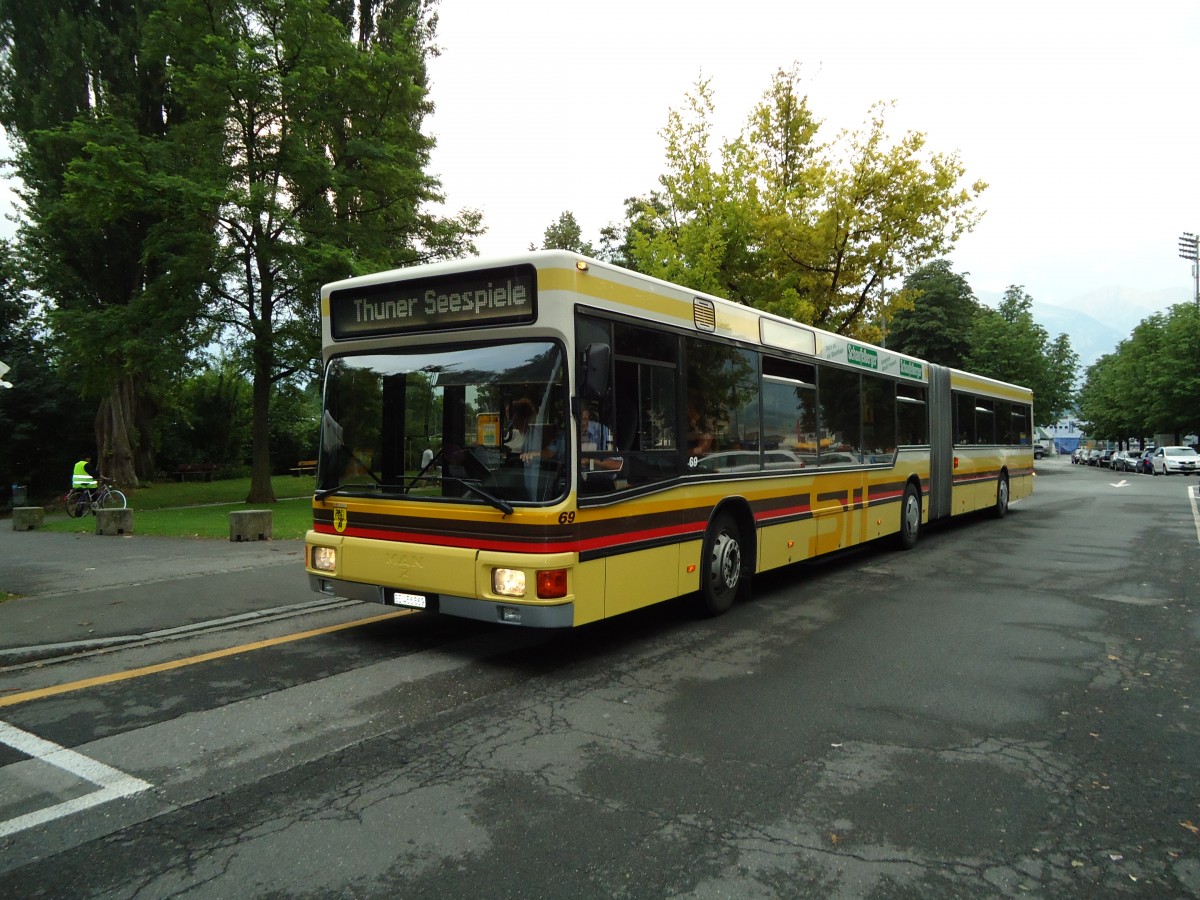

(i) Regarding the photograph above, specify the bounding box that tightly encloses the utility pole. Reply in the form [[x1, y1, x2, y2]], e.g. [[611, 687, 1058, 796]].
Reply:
[[1180, 232, 1200, 305]]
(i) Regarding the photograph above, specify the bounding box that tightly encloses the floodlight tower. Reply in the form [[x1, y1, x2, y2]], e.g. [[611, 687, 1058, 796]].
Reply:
[[1180, 232, 1200, 305]]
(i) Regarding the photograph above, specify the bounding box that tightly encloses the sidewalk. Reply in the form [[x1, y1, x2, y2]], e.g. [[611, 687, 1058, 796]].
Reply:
[[0, 526, 313, 660]]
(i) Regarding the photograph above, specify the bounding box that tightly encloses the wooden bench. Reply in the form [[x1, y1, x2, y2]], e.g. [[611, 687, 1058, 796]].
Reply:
[[290, 459, 317, 476], [176, 463, 218, 482]]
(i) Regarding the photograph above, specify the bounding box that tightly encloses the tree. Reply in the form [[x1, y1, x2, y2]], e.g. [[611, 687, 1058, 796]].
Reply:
[[1076, 353, 1131, 442], [885, 260, 979, 366], [155, 0, 483, 503], [621, 70, 986, 340], [0, 240, 93, 499], [154, 358, 254, 472], [966, 286, 1078, 425], [0, 0, 223, 486], [1080, 305, 1200, 443], [533, 211, 596, 255], [1149, 304, 1200, 441]]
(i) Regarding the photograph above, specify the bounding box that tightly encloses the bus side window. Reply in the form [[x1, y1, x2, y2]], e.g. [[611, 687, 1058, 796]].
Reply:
[[685, 337, 758, 461]]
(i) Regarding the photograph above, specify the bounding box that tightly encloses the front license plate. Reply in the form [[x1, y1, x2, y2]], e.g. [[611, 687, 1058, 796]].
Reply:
[[391, 591, 427, 609]]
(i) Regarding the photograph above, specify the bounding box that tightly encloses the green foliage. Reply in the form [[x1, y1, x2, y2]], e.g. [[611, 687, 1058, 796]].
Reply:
[[268, 379, 321, 472], [886, 260, 980, 367], [534, 211, 596, 255], [149, 360, 319, 475], [618, 69, 986, 340], [0, 240, 94, 499], [154, 360, 254, 471], [0, 0, 224, 486], [1077, 304, 1200, 441], [151, 0, 482, 503], [965, 286, 1078, 425]]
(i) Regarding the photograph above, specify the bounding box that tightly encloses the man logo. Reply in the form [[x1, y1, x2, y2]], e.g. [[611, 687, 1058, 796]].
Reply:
[[333, 508, 347, 533]]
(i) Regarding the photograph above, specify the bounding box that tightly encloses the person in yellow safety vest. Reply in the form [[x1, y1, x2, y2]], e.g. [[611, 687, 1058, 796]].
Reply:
[[72, 455, 100, 496]]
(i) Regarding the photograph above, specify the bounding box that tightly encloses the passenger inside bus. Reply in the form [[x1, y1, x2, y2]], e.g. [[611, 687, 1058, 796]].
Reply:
[[503, 397, 537, 457], [579, 402, 623, 489]]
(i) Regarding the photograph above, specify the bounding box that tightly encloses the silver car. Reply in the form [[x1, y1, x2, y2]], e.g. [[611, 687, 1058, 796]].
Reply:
[[1152, 446, 1199, 476]]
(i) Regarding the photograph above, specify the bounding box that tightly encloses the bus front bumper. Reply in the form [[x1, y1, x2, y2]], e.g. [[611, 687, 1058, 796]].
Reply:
[[308, 574, 576, 628]]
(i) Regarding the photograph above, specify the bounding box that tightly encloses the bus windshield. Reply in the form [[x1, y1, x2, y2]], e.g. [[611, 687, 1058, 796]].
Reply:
[[318, 341, 568, 506]]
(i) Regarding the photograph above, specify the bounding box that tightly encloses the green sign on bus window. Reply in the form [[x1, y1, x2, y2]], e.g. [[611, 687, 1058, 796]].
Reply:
[[846, 343, 879, 371]]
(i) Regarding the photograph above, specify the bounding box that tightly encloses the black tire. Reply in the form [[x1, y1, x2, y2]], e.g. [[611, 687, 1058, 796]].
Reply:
[[896, 483, 921, 550], [991, 474, 1009, 519], [698, 512, 749, 617], [65, 492, 82, 518]]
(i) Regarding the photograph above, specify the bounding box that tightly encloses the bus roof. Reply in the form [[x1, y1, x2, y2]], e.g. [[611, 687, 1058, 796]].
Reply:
[[321, 250, 1031, 397]]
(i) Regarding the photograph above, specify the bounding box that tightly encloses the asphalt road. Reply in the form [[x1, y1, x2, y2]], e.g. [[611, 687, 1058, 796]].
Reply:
[[2, 456, 1198, 898]]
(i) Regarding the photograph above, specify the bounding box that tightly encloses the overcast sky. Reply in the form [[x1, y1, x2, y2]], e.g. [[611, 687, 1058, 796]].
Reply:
[[426, 0, 1199, 310], [1, 1, 1194, 315]]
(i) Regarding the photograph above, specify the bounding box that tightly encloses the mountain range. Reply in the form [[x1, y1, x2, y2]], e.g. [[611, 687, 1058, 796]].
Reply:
[[977, 287, 1190, 373]]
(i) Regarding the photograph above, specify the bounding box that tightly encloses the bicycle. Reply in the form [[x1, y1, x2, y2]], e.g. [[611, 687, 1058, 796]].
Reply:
[[65, 479, 127, 517]]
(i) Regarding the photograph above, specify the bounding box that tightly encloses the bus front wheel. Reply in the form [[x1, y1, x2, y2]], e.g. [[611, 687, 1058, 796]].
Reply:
[[699, 513, 748, 616]]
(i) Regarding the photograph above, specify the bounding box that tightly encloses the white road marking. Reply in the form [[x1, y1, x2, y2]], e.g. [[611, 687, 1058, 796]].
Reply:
[[1190, 486, 1200, 548], [0, 720, 152, 837]]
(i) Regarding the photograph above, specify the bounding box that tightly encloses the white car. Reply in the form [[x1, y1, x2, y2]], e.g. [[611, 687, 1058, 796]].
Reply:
[[1152, 445, 1199, 476]]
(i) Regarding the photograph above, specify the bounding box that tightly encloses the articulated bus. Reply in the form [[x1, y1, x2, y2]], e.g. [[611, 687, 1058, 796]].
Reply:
[[305, 251, 1033, 627]]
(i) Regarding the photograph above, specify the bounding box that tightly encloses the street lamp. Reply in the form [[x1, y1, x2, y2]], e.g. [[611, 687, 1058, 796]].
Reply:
[[1180, 232, 1200, 305]]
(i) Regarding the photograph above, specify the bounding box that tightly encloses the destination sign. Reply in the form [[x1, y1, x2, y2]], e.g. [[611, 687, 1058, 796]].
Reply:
[[329, 264, 537, 339]]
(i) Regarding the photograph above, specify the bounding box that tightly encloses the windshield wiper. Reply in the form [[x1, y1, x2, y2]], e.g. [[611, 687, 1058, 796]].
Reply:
[[317, 477, 513, 515], [447, 478, 514, 515], [314, 483, 380, 501]]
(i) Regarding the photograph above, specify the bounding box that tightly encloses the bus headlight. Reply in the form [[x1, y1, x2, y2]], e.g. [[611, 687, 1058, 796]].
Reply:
[[311, 546, 337, 572], [492, 568, 526, 597]]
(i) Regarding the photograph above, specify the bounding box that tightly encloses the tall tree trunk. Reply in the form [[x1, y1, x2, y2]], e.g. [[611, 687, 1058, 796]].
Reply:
[[94, 375, 140, 487], [133, 380, 158, 481], [245, 341, 276, 504]]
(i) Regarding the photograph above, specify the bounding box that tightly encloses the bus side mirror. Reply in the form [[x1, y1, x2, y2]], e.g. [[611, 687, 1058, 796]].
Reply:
[[580, 342, 610, 400]]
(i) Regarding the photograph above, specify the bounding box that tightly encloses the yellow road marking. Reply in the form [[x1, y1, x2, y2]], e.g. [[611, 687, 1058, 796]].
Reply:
[[0, 609, 413, 708]]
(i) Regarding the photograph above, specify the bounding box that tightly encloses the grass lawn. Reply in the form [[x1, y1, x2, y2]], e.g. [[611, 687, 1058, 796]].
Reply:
[[38, 474, 317, 540]]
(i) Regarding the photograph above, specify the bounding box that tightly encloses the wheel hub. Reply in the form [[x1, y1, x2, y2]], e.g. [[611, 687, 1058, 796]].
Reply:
[[711, 532, 741, 591]]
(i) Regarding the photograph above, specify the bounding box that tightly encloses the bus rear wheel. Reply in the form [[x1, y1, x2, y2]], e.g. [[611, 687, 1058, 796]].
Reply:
[[896, 483, 921, 550], [991, 474, 1009, 519], [699, 512, 748, 617]]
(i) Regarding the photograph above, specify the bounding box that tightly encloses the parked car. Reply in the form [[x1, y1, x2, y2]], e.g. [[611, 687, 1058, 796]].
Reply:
[[1033, 444, 1045, 460], [1152, 445, 1200, 476], [1097, 449, 1114, 467], [1086, 449, 1103, 466], [1136, 450, 1155, 475], [1072, 447, 1088, 464], [1109, 450, 1134, 472]]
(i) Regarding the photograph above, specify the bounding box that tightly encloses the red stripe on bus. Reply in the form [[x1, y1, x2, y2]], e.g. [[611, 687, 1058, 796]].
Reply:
[[313, 520, 707, 555]]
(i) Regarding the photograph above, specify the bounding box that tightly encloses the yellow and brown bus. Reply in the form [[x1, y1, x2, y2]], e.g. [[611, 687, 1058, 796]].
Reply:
[[306, 252, 1033, 627]]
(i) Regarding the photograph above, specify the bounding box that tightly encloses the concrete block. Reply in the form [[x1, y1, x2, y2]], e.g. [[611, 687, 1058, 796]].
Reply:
[[230, 509, 272, 542], [12, 507, 44, 531], [95, 508, 134, 535]]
